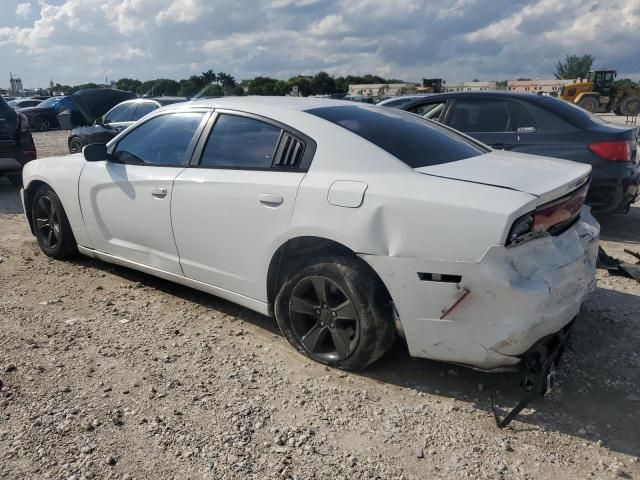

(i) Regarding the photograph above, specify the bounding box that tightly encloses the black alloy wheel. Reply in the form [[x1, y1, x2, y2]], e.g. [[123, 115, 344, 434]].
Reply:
[[31, 185, 77, 259], [34, 194, 61, 250], [288, 275, 360, 362], [34, 116, 50, 132]]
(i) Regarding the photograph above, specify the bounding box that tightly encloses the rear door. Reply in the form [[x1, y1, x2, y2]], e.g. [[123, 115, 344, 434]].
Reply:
[[0, 100, 18, 167], [171, 111, 313, 301], [443, 98, 517, 149]]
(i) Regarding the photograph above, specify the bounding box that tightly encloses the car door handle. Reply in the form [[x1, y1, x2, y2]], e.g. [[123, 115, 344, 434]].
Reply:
[[259, 193, 283, 206], [151, 187, 167, 198]]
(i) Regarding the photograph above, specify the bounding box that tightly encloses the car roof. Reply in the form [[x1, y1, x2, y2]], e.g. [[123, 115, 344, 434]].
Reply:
[[185, 96, 353, 112]]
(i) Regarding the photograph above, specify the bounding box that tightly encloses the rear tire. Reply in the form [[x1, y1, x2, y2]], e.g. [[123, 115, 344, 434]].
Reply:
[[274, 255, 395, 371], [577, 96, 599, 113], [8, 174, 22, 187], [619, 96, 640, 116], [33, 116, 51, 132], [31, 185, 78, 259]]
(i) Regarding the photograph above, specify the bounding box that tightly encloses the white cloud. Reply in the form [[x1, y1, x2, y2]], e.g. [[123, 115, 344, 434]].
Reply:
[[15, 2, 32, 19], [0, 0, 638, 88]]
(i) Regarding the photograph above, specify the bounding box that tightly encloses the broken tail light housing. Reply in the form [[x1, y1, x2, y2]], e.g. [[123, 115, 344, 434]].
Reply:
[[506, 181, 589, 246], [588, 140, 632, 162]]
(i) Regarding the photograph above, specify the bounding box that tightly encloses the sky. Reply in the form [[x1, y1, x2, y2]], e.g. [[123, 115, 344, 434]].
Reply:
[[0, 0, 639, 89]]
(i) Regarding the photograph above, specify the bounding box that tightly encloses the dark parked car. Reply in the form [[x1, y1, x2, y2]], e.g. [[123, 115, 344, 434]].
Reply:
[[0, 96, 37, 185], [7, 98, 43, 109], [18, 89, 137, 132], [17, 96, 80, 131], [67, 97, 187, 153], [388, 92, 639, 213]]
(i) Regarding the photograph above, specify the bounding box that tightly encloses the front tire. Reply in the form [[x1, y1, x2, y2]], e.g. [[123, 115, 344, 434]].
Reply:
[[31, 185, 78, 259], [274, 255, 395, 371], [577, 96, 599, 113]]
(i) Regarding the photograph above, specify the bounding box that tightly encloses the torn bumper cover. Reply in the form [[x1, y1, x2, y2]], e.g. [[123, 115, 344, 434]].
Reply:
[[361, 206, 599, 371]]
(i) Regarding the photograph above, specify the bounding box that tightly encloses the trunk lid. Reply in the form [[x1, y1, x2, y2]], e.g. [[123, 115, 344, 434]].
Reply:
[[415, 150, 591, 205]]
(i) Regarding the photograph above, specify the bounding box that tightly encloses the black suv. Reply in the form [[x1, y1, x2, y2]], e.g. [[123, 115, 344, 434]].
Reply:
[[0, 96, 37, 186], [386, 92, 640, 213]]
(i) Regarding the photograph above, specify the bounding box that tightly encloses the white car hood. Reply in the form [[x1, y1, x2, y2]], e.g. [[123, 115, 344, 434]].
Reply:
[[415, 150, 591, 205]]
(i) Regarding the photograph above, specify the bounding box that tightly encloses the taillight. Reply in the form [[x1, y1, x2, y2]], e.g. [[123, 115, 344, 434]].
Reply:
[[17, 112, 30, 132], [506, 182, 589, 246], [588, 140, 632, 162]]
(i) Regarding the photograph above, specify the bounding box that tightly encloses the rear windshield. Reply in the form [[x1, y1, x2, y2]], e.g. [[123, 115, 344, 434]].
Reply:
[[306, 105, 488, 168]]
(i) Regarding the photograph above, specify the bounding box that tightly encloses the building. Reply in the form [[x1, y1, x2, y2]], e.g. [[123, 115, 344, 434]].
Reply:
[[9, 74, 23, 95], [506, 79, 574, 94], [348, 83, 417, 97], [444, 81, 497, 92]]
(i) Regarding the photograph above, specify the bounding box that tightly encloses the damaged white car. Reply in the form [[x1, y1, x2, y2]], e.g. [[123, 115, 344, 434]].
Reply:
[[20, 97, 599, 375]]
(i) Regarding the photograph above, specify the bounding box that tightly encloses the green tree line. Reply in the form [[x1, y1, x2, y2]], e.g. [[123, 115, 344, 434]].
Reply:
[[51, 71, 407, 98]]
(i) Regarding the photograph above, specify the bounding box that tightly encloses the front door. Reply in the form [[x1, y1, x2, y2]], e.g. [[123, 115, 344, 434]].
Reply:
[[171, 112, 309, 301], [79, 110, 209, 274]]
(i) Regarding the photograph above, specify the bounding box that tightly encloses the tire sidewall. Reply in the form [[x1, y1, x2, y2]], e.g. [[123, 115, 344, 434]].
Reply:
[[31, 186, 77, 258], [274, 255, 394, 371]]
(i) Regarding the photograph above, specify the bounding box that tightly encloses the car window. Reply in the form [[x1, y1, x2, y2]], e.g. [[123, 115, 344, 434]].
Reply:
[[0, 97, 9, 110], [104, 103, 136, 124], [407, 101, 446, 120], [132, 102, 158, 121], [199, 114, 282, 169], [306, 105, 488, 169], [508, 102, 536, 131], [113, 112, 205, 166], [448, 99, 510, 132]]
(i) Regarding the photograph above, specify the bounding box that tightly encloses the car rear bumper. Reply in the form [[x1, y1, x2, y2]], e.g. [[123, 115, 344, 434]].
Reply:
[[589, 165, 640, 213], [361, 206, 600, 371]]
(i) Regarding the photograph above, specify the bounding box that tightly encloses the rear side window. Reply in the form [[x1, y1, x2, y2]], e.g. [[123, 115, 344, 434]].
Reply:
[[306, 105, 487, 168], [508, 102, 536, 131], [448, 99, 510, 132], [133, 102, 158, 121], [104, 103, 136, 123], [0, 97, 9, 110], [113, 112, 205, 166], [200, 114, 282, 169]]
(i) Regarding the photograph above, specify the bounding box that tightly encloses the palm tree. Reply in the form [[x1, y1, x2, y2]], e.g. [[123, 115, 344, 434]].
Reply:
[[201, 70, 217, 85], [217, 72, 237, 95]]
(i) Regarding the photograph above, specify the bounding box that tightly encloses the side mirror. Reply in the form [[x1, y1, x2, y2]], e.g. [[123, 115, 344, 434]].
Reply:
[[83, 143, 108, 162], [95, 117, 104, 126]]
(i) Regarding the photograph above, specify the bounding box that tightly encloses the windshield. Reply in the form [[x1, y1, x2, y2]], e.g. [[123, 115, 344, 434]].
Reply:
[[306, 104, 488, 168], [38, 97, 68, 109]]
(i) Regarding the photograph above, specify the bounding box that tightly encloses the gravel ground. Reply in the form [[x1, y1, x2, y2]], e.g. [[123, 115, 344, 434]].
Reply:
[[0, 123, 639, 479]]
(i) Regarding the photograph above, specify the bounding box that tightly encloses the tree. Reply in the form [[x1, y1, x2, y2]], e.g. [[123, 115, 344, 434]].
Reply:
[[115, 78, 142, 93], [217, 72, 237, 95], [201, 70, 217, 85], [287, 76, 312, 96], [554, 54, 594, 80], [310, 71, 336, 95]]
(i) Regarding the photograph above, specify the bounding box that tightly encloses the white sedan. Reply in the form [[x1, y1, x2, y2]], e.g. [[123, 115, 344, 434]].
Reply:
[[20, 97, 599, 372]]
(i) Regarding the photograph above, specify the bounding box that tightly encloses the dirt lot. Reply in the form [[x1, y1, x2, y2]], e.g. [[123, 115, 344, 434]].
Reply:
[[0, 128, 639, 479]]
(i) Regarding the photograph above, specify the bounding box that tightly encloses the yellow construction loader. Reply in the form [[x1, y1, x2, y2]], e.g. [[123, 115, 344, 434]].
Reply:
[[559, 70, 639, 116]]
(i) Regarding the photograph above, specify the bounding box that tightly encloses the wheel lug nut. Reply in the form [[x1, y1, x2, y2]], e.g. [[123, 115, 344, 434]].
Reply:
[[330, 323, 335, 328], [331, 311, 337, 317], [315, 309, 321, 315], [320, 321, 325, 327], [322, 304, 327, 308]]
